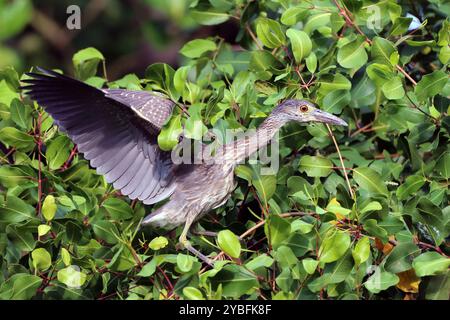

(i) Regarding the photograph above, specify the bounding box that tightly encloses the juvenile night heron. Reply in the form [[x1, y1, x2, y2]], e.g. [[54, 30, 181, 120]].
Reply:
[[22, 67, 347, 263]]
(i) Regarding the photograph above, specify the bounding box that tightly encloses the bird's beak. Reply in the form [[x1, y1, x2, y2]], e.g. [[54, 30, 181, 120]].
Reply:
[[312, 109, 348, 126]]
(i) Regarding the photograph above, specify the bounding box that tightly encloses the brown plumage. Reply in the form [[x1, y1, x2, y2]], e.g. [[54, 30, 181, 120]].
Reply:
[[22, 67, 347, 264]]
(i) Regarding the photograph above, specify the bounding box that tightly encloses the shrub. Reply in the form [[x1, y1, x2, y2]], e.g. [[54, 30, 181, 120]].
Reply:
[[0, 0, 449, 300]]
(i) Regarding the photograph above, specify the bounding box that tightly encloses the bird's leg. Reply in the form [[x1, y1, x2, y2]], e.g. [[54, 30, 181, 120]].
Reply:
[[178, 217, 214, 266], [190, 223, 218, 237]]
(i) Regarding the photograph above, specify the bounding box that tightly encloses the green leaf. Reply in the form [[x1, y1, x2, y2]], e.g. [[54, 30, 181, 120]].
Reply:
[[299, 155, 333, 177], [235, 165, 253, 182], [42, 195, 57, 221], [414, 70, 448, 101], [183, 287, 204, 300], [384, 242, 421, 274], [157, 114, 182, 151], [360, 201, 382, 214], [37, 224, 51, 237], [0, 195, 35, 223], [337, 37, 368, 69], [190, 10, 229, 25], [382, 76, 405, 100], [274, 245, 298, 268], [145, 63, 178, 100], [390, 17, 413, 36], [184, 104, 207, 140], [10, 98, 31, 130], [245, 254, 274, 271], [256, 18, 286, 49], [365, 267, 399, 293], [371, 37, 396, 66], [439, 45, 450, 64], [308, 251, 353, 291], [302, 258, 319, 275], [413, 252, 450, 277], [304, 13, 331, 35], [102, 198, 133, 220], [92, 220, 119, 244], [352, 237, 370, 266], [0, 274, 42, 300], [46, 135, 72, 170], [6, 224, 36, 252], [318, 74, 352, 95], [0, 126, 34, 150], [217, 230, 241, 259], [326, 201, 351, 216], [396, 175, 426, 200], [61, 248, 71, 266], [148, 236, 169, 250], [138, 258, 158, 277], [435, 152, 450, 179], [180, 39, 217, 58], [415, 197, 446, 245], [31, 248, 52, 271], [72, 48, 104, 80], [438, 20, 450, 46], [0, 79, 19, 105], [305, 52, 317, 73], [253, 174, 277, 208], [276, 268, 293, 292], [322, 90, 351, 113], [281, 7, 307, 26], [319, 230, 351, 263], [353, 167, 388, 196], [211, 264, 258, 298], [363, 219, 388, 242], [73, 47, 104, 66], [405, 39, 436, 47], [265, 215, 291, 249], [57, 266, 87, 288], [290, 220, 314, 234], [177, 254, 195, 273], [425, 271, 450, 300], [173, 66, 189, 94], [286, 29, 312, 63], [366, 63, 394, 87], [350, 74, 376, 108]]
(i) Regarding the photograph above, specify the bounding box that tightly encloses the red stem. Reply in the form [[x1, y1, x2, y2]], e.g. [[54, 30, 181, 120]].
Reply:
[[60, 146, 78, 171], [36, 113, 43, 216]]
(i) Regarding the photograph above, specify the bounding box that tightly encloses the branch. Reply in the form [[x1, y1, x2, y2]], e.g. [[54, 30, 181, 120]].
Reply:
[[199, 212, 311, 273], [332, 0, 418, 86], [326, 124, 355, 199]]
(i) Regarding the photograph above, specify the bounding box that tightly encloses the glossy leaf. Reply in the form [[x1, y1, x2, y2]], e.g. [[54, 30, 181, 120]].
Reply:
[[217, 230, 241, 259], [286, 29, 312, 63]]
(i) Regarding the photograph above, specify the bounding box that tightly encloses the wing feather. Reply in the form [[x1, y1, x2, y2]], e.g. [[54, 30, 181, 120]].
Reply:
[[21, 67, 177, 205]]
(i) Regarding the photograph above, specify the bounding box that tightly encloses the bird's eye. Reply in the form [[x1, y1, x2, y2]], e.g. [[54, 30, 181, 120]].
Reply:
[[299, 105, 309, 112]]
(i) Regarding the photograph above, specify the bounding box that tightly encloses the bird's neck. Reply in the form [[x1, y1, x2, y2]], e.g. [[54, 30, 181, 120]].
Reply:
[[219, 115, 287, 165]]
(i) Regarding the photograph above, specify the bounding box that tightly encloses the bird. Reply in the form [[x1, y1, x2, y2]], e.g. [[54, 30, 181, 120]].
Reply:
[[21, 67, 348, 264]]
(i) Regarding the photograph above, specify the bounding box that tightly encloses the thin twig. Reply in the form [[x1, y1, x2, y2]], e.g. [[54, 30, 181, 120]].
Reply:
[[326, 124, 355, 199], [405, 92, 438, 121], [60, 146, 78, 171], [396, 65, 417, 86], [332, 0, 418, 86], [36, 113, 43, 216], [245, 23, 263, 50]]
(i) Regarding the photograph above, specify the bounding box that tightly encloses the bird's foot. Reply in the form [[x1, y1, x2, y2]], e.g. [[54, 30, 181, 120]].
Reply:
[[178, 239, 214, 266]]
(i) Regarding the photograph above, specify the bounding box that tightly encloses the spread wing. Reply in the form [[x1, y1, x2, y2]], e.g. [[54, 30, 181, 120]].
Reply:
[[21, 67, 177, 205]]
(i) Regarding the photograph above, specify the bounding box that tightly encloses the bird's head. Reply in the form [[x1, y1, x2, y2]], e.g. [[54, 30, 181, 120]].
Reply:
[[273, 99, 348, 126]]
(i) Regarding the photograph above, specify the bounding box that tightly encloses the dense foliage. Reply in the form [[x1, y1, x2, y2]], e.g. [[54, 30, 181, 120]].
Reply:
[[0, 0, 449, 300]]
